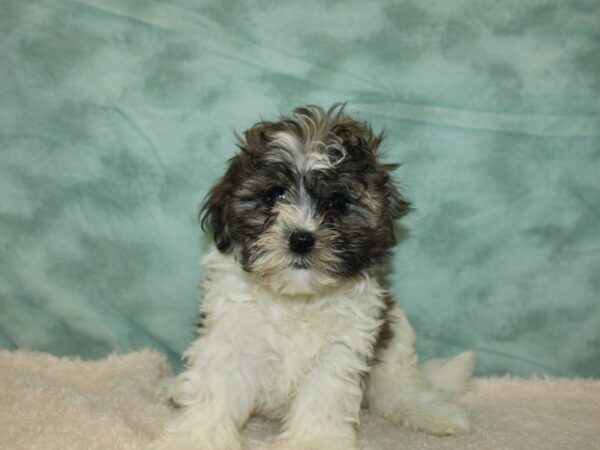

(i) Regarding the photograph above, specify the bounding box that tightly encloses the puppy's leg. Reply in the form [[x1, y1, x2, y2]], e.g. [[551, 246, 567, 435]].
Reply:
[[148, 339, 256, 450], [270, 344, 365, 450], [365, 301, 475, 436]]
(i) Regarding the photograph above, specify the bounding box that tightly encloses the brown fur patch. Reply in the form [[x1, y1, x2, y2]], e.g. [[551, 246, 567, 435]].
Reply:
[[374, 292, 397, 356]]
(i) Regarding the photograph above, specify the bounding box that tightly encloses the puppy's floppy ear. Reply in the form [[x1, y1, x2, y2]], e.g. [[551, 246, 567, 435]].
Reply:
[[361, 127, 410, 219], [333, 114, 411, 219], [200, 123, 270, 252], [200, 156, 242, 252]]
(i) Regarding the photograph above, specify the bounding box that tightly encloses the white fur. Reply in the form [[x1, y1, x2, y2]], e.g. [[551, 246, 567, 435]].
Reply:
[[365, 304, 474, 436], [270, 124, 346, 173], [149, 248, 474, 450]]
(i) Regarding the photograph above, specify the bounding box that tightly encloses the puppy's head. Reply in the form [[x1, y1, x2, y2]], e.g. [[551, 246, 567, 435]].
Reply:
[[202, 104, 410, 296]]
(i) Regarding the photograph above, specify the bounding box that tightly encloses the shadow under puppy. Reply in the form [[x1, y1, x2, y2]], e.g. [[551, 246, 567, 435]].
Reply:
[[150, 105, 475, 450]]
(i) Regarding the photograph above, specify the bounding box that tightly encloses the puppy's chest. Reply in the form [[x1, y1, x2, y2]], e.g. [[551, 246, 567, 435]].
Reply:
[[254, 293, 380, 372], [269, 304, 350, 357]]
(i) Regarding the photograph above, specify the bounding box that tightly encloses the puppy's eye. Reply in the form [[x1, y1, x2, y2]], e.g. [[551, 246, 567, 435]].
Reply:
[[265, 186, 286, 206], [329, 194, 350, 213]]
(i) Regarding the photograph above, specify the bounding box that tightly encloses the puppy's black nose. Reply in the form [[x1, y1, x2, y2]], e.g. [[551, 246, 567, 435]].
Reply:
[[289, 230, 316, 254]]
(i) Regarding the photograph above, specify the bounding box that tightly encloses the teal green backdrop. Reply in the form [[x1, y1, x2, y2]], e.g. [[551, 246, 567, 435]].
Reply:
[[1, 0, 599, 377]]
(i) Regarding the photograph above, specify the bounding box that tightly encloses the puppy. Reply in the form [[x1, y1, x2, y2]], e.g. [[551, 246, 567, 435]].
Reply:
[[150, 105, 475, 450]]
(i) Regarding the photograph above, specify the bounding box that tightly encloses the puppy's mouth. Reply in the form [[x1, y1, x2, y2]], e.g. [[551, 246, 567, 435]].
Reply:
[[291, 259, 311, 270]]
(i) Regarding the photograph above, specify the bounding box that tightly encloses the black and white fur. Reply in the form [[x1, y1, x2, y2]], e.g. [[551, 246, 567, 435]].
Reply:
[[150, 105, 475, 450]]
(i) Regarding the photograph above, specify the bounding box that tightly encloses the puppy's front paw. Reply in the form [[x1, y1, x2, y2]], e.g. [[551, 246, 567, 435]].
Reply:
[[269, 435, 359, 450]]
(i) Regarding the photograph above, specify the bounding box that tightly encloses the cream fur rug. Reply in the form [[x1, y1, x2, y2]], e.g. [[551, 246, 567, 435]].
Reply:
[[1, 350, 599, 450]]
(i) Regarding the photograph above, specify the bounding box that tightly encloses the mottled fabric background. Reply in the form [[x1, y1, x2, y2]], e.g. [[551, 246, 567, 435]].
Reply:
[[1, 0, 599, 377]]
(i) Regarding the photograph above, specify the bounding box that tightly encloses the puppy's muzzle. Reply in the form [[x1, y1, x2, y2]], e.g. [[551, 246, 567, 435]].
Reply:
[[289, 230, 316, 254]]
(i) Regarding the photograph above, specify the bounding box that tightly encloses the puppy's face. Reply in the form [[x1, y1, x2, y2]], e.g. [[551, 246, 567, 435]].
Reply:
[[202, 105, 410, 295]]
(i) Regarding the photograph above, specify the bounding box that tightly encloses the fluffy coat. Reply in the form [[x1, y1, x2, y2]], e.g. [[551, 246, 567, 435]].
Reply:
[[149, 105, 475, 450]]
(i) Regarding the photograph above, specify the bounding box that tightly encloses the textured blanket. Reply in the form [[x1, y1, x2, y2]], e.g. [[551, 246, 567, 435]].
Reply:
[[1, 350, 599, 450]]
